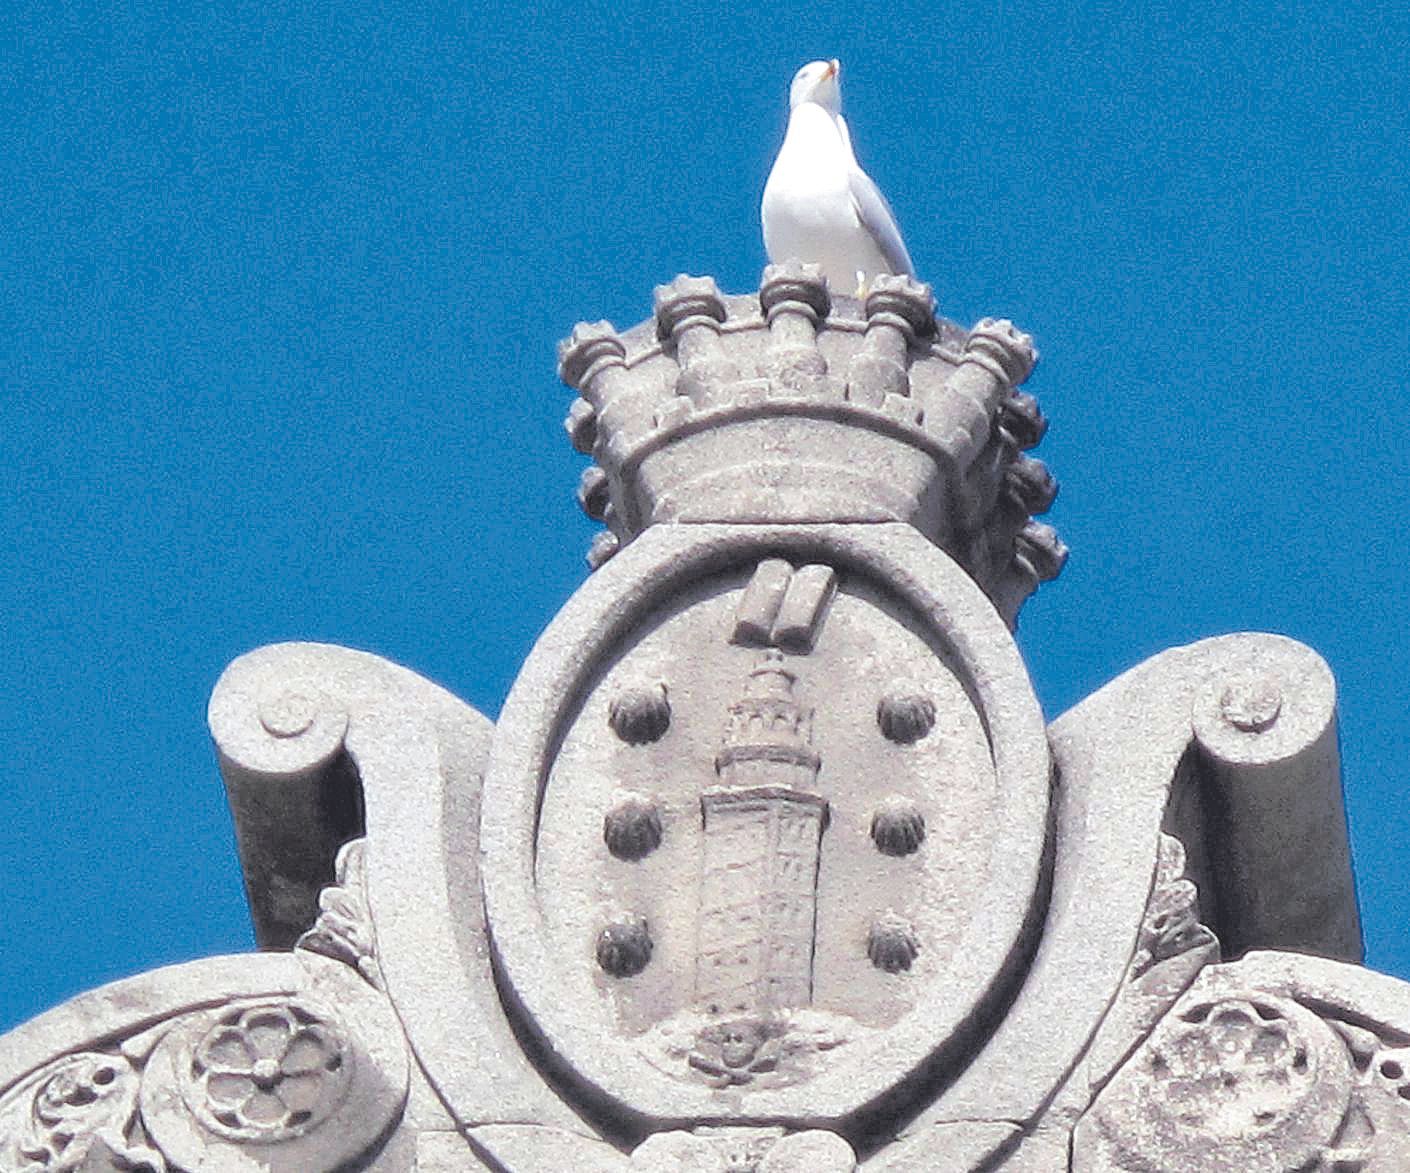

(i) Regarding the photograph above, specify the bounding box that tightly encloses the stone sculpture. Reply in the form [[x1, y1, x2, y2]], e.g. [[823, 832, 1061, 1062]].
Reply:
[[0, 264, 1392, 1171]]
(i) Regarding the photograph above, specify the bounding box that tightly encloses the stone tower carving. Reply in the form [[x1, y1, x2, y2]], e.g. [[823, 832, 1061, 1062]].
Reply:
[[698, 652, 828, 1021], [0, 265, 1396, 1172]]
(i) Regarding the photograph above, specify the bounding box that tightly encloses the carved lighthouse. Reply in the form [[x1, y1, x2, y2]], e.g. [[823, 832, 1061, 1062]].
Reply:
[[696, 652, 829, 1019]]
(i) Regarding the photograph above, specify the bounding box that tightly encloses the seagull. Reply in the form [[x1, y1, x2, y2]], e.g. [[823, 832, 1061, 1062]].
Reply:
[[761, 59, 916, 295]]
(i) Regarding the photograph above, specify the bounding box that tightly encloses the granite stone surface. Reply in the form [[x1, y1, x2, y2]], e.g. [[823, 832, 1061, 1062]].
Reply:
[[0, 269, 1394, 1171]]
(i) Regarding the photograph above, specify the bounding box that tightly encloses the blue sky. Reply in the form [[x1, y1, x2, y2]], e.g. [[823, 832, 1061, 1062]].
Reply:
[[2, 2, 1408, 1031]]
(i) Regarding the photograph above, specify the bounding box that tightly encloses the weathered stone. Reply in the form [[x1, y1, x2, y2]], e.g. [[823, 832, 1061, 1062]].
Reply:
[[0, 271, 1398, 1170], [870, 795, 927, 856], [608, 682, 673, 744], [604, 792, 666, 860]]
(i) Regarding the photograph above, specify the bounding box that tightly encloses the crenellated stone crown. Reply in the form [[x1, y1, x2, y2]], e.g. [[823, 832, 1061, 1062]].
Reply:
[[558, 263, 1066, 623]]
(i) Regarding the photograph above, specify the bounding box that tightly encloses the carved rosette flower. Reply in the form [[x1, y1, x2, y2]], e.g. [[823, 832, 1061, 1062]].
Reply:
[[870, 796, 926, 856], [608, 683, 672, 744], [1091, 993, 1354, 1172], [876, 692, 936, 743], [183, 1003, 351, 1142], [1152, 1001, 1311, 1128]]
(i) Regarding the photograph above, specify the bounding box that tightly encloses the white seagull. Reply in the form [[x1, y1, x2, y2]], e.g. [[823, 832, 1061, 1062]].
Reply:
[[761, 59, 915, 295]]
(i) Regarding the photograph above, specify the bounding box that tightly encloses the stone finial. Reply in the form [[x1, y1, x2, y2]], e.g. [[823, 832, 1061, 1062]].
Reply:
[[844, 274, 933, 408], [1014, 522, 1068, 583], [925, 318, 1039, 473], [557, 320, 627, 397], [653, 274, 739, 407], [999, 391, 1047, 450], [864, 274, 935, 337], [1004, 456, 1059, 515], [653, 274, 728, 340], [964, 318, 1037, 388], [576, 465, 610, 522], [564, 397, 597, 454], [759, 260, 832, 323]]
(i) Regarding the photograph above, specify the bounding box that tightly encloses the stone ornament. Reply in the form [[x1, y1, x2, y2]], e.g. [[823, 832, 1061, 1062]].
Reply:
[[139, 982, 406, 1173], [1085, 994, 1351, 1171], [870, 795, 927, 855], [478, 521, 1050, 1126], [174, 1001, 350, 1141], [557, 272, 1065, 626], [630, 1125, 857, 1171], [867, 912, 921, 973], [876, 691, 936, 743], [609, 682, 673, 744], [295, 837, 383, 989], [0, 272, 1394, 1170], [1074, 952, 1410, 1171], [0, 1051, 163, 1173], [604, 792, 666, 860]]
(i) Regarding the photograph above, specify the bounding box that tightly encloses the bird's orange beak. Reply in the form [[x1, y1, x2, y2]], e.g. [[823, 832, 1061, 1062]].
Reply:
[[825, 59, 839, 79]]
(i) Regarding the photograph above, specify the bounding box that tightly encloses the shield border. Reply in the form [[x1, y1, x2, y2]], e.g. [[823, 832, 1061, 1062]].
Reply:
[[479, 522, 1051, 1127]]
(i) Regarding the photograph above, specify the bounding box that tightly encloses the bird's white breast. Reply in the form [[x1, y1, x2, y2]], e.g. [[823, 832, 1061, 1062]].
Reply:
[[761, 104, 890, 292]]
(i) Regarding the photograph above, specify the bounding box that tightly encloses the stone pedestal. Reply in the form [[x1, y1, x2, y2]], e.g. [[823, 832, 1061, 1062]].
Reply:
[[0, 269, 1390, 1172]]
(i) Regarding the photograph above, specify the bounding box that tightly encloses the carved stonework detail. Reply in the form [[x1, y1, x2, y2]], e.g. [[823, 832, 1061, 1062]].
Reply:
[[732, 560, 837, 652], [603, 792, 664, 860], [15, 261, 1394, 1168], [687, 1020, 787, 1087], [697, 654, 828, 1020], [597, 918, 654, 978], [632, 1125, 857, 1172], [134, 980, 406, 1173], [870, 796, 927, 856], [178, 1003, 351, 1142], [1132, 834, 1220, 981], [557, 274, 1062, 623], [483, 522, 1050, 1125], [1074, 947, 1410, 1173], [4, 1052, 164, 1173], [1081, 994, 1356, 1172], [296, 838, 383, 990], [608, 682, 672, 744], [876, 691, 936, 743], [1076, 832, 1222, 1110], [867, 914, 920, 974]]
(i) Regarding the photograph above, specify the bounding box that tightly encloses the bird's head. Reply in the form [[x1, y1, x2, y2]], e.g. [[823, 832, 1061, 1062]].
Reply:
[[788, 59, 842, 116]]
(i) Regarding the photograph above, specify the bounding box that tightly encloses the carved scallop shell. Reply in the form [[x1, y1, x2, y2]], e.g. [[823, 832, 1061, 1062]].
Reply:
[[608, 683, 671, 744], [876, 692, 936, 743], [596, 918, 654, 977], [603, 793, 664, 860], [870, 797, 926, 856], [867, 915, 920, 973]]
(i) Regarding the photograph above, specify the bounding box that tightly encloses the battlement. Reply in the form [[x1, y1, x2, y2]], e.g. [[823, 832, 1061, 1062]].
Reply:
[[559, 264, 1066, 624]]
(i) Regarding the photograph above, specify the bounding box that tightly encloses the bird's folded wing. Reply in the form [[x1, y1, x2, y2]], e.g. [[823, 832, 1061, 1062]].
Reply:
[[837, 114, 916, 278]]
